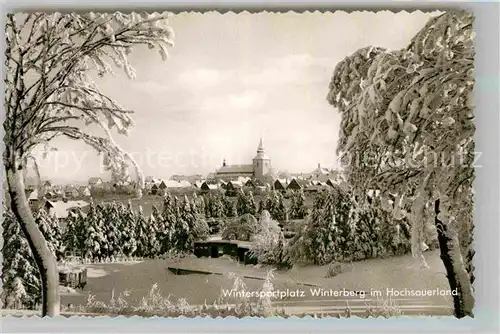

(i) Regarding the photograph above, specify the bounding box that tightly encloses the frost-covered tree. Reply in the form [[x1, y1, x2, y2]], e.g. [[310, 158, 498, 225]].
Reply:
[[192, 193, 206, 217], [181, 195, 210, 250], [172, 196, 190, 251], [119, 202, 137, 257], [3, 12, 174, 316], [146, 213, 161, 258], [101, 202, 122, 258], [236, 189, 248, 216], [205, 193, 225, 219], [2, 208, 42, 309], [265, 191, 286, 222], [83, 204, 107, 261], [222, 195, 237, 218], [257, 198, 266, 215], [134, 205, 150, 257], [62, 208, 87, 258], [327, 11, 474, 317], [221, 213, 258, 241], [236, 189, 256, 216], [247, 191, 257, 216], [249, 211, 288, 266], [300, 187, 354, 265], [160, 194, 177, 253], [289, 189, 308, 220], [34, 209, 64, 261]]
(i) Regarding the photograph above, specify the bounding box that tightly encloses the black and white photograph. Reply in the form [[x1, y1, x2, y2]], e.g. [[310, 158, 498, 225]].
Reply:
[[2, 10, 475, 319]]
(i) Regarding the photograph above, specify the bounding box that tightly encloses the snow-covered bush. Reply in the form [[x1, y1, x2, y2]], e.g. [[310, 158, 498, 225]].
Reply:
[[249, 211, 290, 268], [221, 214, 258, 241], [222, 195, 237, 218]]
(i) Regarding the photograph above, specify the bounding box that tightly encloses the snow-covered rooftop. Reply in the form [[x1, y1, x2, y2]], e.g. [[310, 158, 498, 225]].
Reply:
[[46, 200, 90, 219]]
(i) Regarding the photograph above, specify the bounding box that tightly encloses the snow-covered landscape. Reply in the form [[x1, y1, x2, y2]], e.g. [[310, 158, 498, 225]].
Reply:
[[2, 10, 474, 319]]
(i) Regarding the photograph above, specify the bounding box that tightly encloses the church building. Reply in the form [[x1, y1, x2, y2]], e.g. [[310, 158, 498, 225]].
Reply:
[[215, 138, 272, 182]]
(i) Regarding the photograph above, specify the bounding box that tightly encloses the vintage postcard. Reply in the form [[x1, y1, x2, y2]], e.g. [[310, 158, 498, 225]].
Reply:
[[2, 10, 475, 320]]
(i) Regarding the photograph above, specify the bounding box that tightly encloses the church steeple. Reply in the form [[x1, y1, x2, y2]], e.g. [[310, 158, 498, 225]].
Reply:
[[253, 137, 271, 181], [257, 137, 265, 154]]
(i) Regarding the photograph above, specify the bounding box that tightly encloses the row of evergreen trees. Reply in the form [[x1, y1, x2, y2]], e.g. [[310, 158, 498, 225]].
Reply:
[[286, 186, 418, 265], [63, 193, 212, 261]]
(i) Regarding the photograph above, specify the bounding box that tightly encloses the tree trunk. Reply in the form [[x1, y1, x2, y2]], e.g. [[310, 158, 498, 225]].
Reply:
[[6, 164, 60, 317], [434, 199, 474, 318]]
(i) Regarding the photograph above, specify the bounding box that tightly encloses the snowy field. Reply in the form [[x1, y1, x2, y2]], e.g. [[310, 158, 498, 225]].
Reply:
[[60, 249, 452, 313]]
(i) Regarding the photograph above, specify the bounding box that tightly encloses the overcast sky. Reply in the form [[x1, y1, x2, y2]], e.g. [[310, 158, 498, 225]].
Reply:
[[32, 10, 440, 183]]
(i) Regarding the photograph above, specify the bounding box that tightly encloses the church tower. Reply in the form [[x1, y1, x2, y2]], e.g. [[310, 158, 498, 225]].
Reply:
[[252, 138, 271, 181]]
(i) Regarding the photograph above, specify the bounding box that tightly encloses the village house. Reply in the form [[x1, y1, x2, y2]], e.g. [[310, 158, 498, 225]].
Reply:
[[44, 199, 90, 223], [88, 177, 103, 187], [80, 186, 92, 198], [28, 189, 40, 208], [245, 179, 256, 188], [273, 179, 288, 192], [225, 180, 244, 197], [150, 184, 159, 195], [193, 180, 206, 189], [286, 178, 313, 191], [44, 191, 57, 200], [200, 181, 219, 192], [64, 186, 81, 199]]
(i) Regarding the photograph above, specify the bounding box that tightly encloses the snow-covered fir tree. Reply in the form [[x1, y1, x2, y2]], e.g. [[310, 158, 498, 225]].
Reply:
[[134, 205, 150, 257], [83, 204, 108, 261], [205, 193, 225, 219], [101, 202, 122, 258], [173, 196, 190, 251], [160, 194, 177, 253], [119, 202, 137, 258], [236, 189, 247, 216], [34, 209, 64, 261], [303, 188, 354, 265], [289, 189, 308, 220], [266, 190, 286, 222], [222, 195, 237, 218], [62, 208, 87, 258], [183, 195, 210, 250], [192, 192, 206, 217], [147, 213, 162, 258], [351, 203, 379, 261], [236, 189, 256, 216], [2, 208, 42, 309], [247, 191, 257, 216], [257, 198, 266, 215]]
